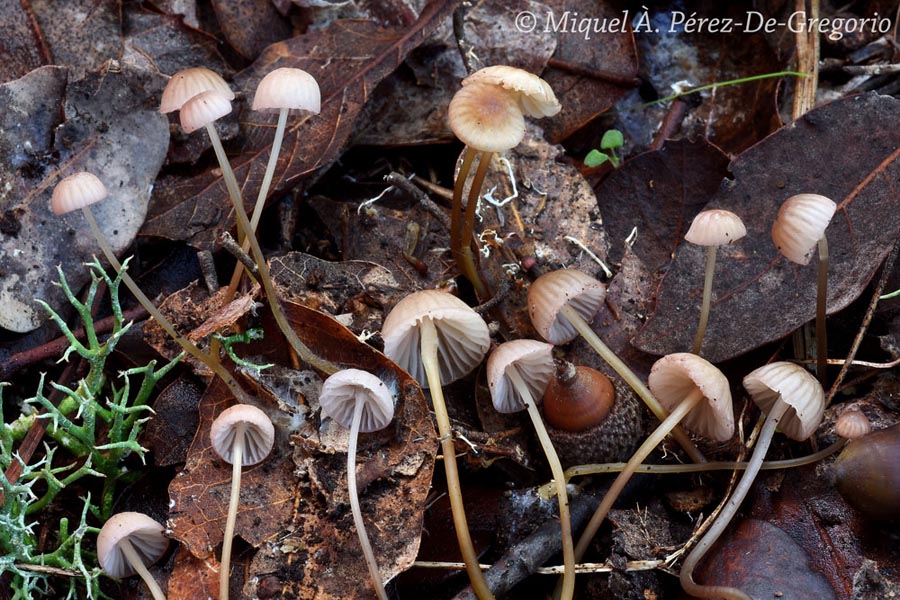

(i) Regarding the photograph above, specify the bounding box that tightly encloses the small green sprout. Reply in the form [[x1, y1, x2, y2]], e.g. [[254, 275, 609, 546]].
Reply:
[[584, 130, 625, 168]]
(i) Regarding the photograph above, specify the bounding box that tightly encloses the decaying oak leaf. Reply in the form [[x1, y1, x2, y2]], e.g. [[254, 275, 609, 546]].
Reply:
[[634, 93, 900, 362]]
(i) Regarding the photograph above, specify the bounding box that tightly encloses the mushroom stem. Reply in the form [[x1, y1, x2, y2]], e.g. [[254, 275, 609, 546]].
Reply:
[[219, 422, 246, 600], [347, 399, 389, 600], [506, 368, 575, 600], [452, 148, 492, 299], [220, 107, 290, 305], [81, 206, 253, 405], [691, 245, 718, 355], [451, 148, 478, 254], [816, 236, 829, 390], [679, 400, 790, 600], [204, 123, 338, 376], [118, 537, 167, 600], [557, 304, 706, 463], [420, 317, 495, 600]]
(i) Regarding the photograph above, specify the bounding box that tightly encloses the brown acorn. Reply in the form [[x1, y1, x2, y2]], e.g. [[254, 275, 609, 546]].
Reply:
[[542, 361, 645, 466], [833, 422, 900, 522]]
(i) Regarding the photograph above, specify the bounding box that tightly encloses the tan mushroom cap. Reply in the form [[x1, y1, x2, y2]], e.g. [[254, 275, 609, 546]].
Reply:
[[97, 512, 169, 578], [528, 269, 606, 345], [463, 65, 561, 118], [834, 407, 871, 440], [448, 82, 525, 152], [210, 404, 275, 466], [320, 369, 395, 433], [743, 361, 825, 441], [685, 209, 747, 246], [382, 290, 490, 388], [159, 67, 234, 114], [180, 90, 233, 134], [487, 339, 554, 413], [252, 67, 321, 113], [771, 193, 837, 265], [51, 172, 108, 215], [648, 353, 734, 442]]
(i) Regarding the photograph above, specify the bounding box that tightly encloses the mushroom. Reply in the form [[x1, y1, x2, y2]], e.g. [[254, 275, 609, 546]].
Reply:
[[684, 209, 747, 354], [529, 269, 706, 463], [563, 353, 733, 595], [159, 67, 234, 115], [680, 361, 825, 600], [486, 340, 575, 600], [834, 406, 871, 440], [217, 68, 321, 303], [447, 66, 560, 298], [178, 91, 336, 375], [771, 193, 837, 388], [209, 404, 275, 600], [50, 172, 253, 404], [381, 290, 493, 599], [97, 512, 170, 600], [319, 369, 395, 600]]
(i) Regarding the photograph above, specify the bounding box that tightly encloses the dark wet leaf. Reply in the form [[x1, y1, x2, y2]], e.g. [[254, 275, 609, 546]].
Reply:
[[0, 0, 46, 84], [144, 0, 459, 250], [634, 93, 900, 362], [211, 0, 291, 59]]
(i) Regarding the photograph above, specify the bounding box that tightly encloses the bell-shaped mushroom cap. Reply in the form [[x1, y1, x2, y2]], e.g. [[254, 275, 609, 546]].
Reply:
[[771, 193, 837, 265], [743, 361, 825, 440], [252, 67, 321, 113], [648, 353, 734, 442], [382, 290, 490, 388], [51, 172, 108, 215], [487, 339, 554, 413], [320, 369, 395, 433], [448, 82, 525, 152], [685, 209, 747, 246], [179, 90, 233, 134], [834, 407, 871, 440], [463, 65, 561, 118], [210, 404, 275, 466], [159, 67, 234, 114], [97, 512, 169, 578], [528, 269, 606, 345]]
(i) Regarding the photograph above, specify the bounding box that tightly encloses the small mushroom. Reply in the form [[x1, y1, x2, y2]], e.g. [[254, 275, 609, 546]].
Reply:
[[487, 340, 575, 600], [834, 406, 871, 440], [97, 512, 170, 600], [772, 193, 837, 388], [319, 369, 395, 600], [381, 290, 493, 599], [684, 209, 747, 354], [680, 361, 825, 600], [566, 353, 733, 594], [50, 172, 252, 404], [529, 269, 706, 463], [447, 66, 559, 299], [210, 404, 275, 600], [159, 67, 234, 114]]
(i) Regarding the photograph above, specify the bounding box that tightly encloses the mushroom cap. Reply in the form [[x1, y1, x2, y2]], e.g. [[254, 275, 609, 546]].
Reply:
[[159, 67, 234, 114], [647, 353, 734, 442], [320, 369, 395, 433], [487, 339, 554, 413], [210, 404, 275, 466], [834, 407, 871, 440], [51, 172, 108, 215], [528, 269, 606, 345], [685, 209, 747, 246], [463, 65, 561, 118], [179, 90, 233, 133], [742, 361, 825, 440], [771, 193, 837, 265], [448, 82, 525, 152], [252, 67, 321, 113], [382, 290, 490, 388], [97, 512, 169, 578]]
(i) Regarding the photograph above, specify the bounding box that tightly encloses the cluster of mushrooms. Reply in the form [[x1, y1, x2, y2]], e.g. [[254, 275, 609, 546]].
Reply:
[[47, 61, 894, 600]]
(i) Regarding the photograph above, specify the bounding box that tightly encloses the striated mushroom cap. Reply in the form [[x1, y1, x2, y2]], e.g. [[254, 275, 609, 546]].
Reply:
[[320, 369, 394, 433], [685, 209, 747, 247], [835, 407, 871, 440], [448, 82, 525, 152], [648, 353, 734, 442], [159, 67, 234, 114], [97, 512, 169, 578], [51, 172, 108, 215], [528, 269, 606, 345], [382, 290, 489, 388], [743, 361, 825, 440], [487, 339, 554, 413], [179, 90, 233, 134], [210, 404, 275, 466], [463, 65, 561, 118], [771, 193, 837, 265], [252, 67, 321, 113]]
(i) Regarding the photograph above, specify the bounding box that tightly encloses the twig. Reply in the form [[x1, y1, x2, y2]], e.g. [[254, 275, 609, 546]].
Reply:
[[453, 2, 479, 75], [385, 172, 452, 231], [649, 99, 688, 151], [547, 58, 641, 88], [473, 277, 512, 315], [220, 231, 259, 277]]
